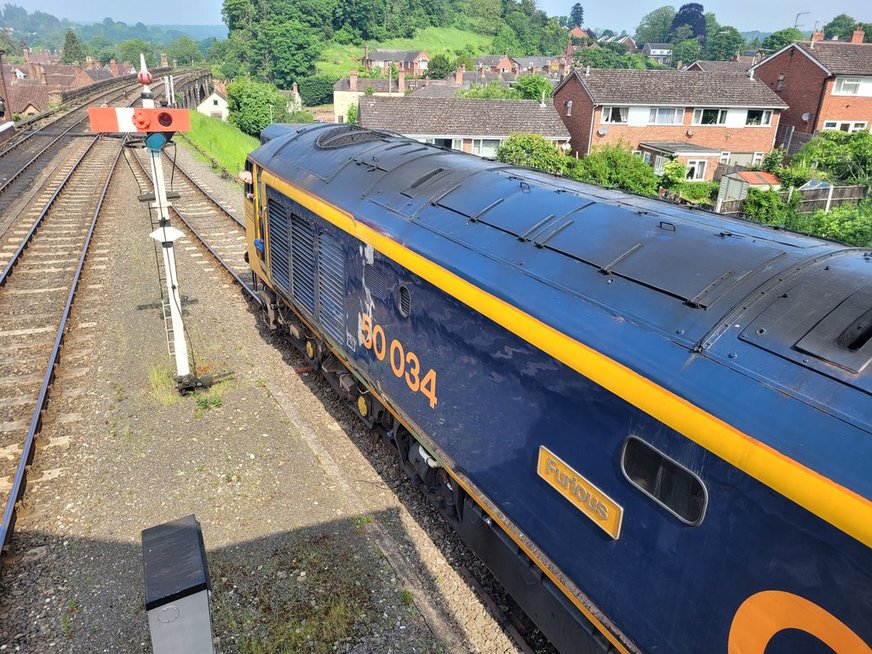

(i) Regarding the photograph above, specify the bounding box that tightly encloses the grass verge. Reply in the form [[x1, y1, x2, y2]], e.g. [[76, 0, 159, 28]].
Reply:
[[180, 111, 259, 178]]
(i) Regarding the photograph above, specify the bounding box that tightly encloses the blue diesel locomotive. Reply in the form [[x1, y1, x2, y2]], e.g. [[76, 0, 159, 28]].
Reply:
[[243, 124, 871, 654]]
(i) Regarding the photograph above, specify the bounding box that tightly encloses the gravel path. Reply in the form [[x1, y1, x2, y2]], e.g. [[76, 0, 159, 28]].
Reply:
[[0, 137, 525, 654]]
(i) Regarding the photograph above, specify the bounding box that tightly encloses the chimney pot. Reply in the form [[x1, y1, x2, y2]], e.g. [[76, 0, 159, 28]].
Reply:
[[455, 66, 464, 84], [397, 71, 405, 93], [811, 30, 824, 42], [349, 68, 358, 92], [851, 26, 865, 44]]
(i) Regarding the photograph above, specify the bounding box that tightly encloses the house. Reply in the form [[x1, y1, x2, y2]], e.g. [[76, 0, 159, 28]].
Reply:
[[333, 69, 412, 123], [8, 85, 60, 116], [750, 27, 872, 135], [642, 43, 673, 66], [197, 88, 228, 120], [597, 34, 637, 51], [512, 56, 567, 77], [474, 55, 517, 74], [553, 68, 787, 180], [362, 48, 430, 77], [569, 26, 597, 41], [358, 96, 569, 158], [685, 59, 750, 73]]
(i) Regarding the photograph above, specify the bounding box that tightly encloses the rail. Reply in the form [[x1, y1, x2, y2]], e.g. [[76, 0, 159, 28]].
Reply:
[[0, 140, 123, 553]]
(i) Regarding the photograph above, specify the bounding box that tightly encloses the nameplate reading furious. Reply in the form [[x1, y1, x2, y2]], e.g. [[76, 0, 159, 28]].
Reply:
[[537, 446, 623, 540]]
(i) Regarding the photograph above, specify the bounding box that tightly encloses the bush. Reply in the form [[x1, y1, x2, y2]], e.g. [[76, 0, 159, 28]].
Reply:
[[658, 159, 686, 189], [495, 133, 567, 174], [795, 130, 872, 185], [807, 200, 872, 246], [296, 75, 336, 107], [677, 180, 719, 203], [567, 144, 659, 196], [226, 78, 290, 136], [743, 188, 799, 225]]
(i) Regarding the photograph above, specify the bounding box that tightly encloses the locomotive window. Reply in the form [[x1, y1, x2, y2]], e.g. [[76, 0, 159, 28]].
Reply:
[[621, 437, 707, 526], [398, 284, 411, 318]]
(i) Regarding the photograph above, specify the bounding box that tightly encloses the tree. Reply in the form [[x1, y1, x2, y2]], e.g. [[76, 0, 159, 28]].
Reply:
[[296, 75, 335, 106], [167, 35, 200, 65], [62, 30, 85, 64], [635, 6, 676, 44], [761, 27, 804, 53], [668, 3, 706, 44], [704, 25, 744, 60], [567, 143, 659, 196], [491, 25, 523, 57], [116, 39, 157, 67], [252, 17, 322, 88], [574, 46, 646, 69], [570, 3, 584, 28], [87, 36, 115, 64], [226, 78, 289, 135], [794, 130, 872, 186], [496, 133, 567, 174], [427, 54, 452, 79], [823, 14, 856, 40], [458, 81, 521, 98], [672, 37, 702, 66], [514, 74, 552, 100]]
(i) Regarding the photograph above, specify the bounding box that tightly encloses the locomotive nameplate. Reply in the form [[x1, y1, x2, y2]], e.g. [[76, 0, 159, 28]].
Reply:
[[537, 446, 623, 540]]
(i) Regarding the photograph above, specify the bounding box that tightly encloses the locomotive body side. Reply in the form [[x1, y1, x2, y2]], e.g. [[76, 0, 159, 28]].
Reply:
[[244, 125, 872, 654]]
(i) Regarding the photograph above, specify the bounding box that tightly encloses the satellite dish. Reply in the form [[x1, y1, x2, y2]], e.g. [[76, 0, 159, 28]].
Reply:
[[801, 112, 811, 121], [686, 129, 695, 137], [597, 127, 608, 136]]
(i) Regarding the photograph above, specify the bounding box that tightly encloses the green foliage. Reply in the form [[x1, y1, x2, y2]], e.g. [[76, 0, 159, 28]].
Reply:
[[573, 47, 647, 69], [704, 26, 744, 60], [495, 133, 567, 174], [226, 78, 291, 136], [427, 53, 453, 79], [823, 14, 857, 40], [346, 102, 358, 125], [672, 36, 702, 66], [87, 36, 115, 64], [568, 144, 660, 196], [668, 2, 707, 43], [795, 130, 872, 186], [167, 35, 200, 65], [743, 188, 799, 225], [808, 201, 872, 246], [457, 81, 521, 98], [491, 25, 523, 56], [62, 30, 85, 64], [676, 180, 718, 203], [570, 3, 584, 28], [183, 111, 260, 180], [297, 75, 336, 106], [514, 74, 552, 100], [761, 27, 804, 53], [634, 6, 676, 44], [117, 39, 158, 68], [659, 159, 686, 189]]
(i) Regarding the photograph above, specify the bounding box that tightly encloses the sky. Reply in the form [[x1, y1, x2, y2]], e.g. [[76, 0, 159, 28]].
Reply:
[[14, 0, 872, 32]]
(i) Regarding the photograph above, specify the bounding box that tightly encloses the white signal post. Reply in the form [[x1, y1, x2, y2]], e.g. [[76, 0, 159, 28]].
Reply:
[[137, 55, 194, 387]]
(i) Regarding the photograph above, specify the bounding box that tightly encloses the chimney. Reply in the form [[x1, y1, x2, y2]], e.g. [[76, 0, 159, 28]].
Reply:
[[349, 69, 358, 92], [397, 71, 405, 94], [811, 30, 824, 42], [110, 59, 118, 76], [160, 52, 168, 68], [585, 65, 590, 76], [851, 26, 865, 44], [455, 65, 464, 84]]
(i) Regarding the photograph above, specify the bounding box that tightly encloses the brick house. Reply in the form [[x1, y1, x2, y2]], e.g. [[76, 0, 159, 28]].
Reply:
[[333, 69, 414, 123], [512, 56, 568, 77], [363, 48, 430, 76], [750, 28, 872, 135], [685, 59, 750, 73], [597, 34, 637, 51], [359, 96, 568, 158], [474, 55, 517, 74], [553, 68, 787, 180]]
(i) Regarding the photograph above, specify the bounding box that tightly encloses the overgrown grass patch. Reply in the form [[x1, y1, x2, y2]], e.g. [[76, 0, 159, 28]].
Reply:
[[179, 111, 259, 178]]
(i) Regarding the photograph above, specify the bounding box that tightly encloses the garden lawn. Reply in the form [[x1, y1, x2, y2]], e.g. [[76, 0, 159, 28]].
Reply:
[[181, 111, 260, 177], [316, 27, 493, 78]]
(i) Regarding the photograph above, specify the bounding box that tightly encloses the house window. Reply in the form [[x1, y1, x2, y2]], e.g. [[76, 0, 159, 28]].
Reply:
[[685, 160, 707, 181], [213, 99, 219, 106], [719, 151, 731, 164], [654, 155, 668, 174], [776, 75, 785, 92], [451, 139, 463, 151], [472, 138, 501, 157], [419, 59, 428, 69], [633, 150, 642, 157], [565, 100, 572, 116], [833, 77, 861, 95], [745, 109, 772, 126], [602, 106, 628, 123], [642, 151, 652, 164], [649, 107, 683, 125], [823, 120, 867, 132], [691, 108, 727, 125], [752, 152, 764, 165]]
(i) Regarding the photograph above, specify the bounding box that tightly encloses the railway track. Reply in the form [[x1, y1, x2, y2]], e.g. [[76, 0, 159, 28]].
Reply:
[[0, 136, 123, 552]]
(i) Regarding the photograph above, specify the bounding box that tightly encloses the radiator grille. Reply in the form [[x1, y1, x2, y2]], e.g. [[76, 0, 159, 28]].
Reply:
[[291, 215, 316, 316], [267, 199, 290, 294], [318, 232, 346, 344]]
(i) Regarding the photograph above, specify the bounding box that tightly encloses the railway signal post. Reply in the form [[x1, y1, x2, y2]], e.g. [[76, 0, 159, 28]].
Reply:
[[88, 55, 208, 393]]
